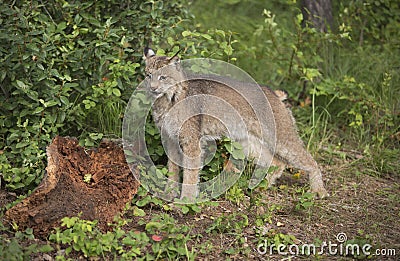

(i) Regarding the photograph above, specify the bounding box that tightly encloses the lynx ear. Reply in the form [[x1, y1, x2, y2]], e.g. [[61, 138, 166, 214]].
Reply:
[[167, 50, 181, 72], [168, 54, 181, 72], [168, 56, 180, 66], [168, 50, 180, 64], [144, 47, 156, 59]]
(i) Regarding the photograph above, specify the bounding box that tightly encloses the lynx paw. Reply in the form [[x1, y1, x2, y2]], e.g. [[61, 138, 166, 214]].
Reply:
[[311, 186, 329, 199]]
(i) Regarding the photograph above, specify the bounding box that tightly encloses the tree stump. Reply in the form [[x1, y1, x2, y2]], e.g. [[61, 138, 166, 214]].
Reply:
[[4, 136, 139, 237]]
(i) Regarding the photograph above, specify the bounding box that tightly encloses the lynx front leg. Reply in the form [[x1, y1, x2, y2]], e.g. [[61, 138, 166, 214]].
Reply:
[[180, 127, 202, 201], [161, 134, 182, 200], [181, 168, 200, 200]]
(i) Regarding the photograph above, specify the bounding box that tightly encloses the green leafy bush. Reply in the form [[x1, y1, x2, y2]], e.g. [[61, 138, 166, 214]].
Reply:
[[338, 0, 400, 45], [0, 0, 191, 191]]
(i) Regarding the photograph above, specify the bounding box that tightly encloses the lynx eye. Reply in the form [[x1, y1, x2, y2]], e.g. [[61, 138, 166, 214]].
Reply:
[[146, 73, 152, 79], [158, 75, 167, 81]]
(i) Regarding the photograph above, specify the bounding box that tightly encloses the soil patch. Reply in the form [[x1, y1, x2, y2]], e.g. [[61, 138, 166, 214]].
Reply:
[[4, 136, 139, 237]]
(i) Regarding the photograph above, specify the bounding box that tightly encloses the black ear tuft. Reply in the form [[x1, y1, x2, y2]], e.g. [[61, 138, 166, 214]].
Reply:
[[168, 49, 180, 62], [144, 47, 155, 58]]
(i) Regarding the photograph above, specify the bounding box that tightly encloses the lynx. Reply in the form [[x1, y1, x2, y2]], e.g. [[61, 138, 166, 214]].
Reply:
[[143, 47, 328, 200]]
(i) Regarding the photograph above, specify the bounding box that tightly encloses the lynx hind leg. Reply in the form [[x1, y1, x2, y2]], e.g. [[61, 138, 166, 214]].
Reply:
[[276, 141, 328, 198], [240, 137, 284, 189], [265, 157, 286, 187]]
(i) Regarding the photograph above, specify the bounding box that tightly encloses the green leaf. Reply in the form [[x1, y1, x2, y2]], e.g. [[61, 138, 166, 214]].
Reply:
[[182, 30, 191, 37], [302, 202, 313, 208], [112, 88, 121, 97], [60, 96, 70, 106], [16, 80, 26, 89], [136, 195, 152, 207], [15, 141, 30, 149], [215, 29, 226, 37], [64, 83, 79, 88], [190, 205, 201, 213], [201, 34, 212, 40], [145, 221, 163, 231], [45, 100, 59, 107], [133, 206, 146, 217], [56, 22, 67, 32], [38, 244, 54, 253], [181, 206, 190, 214], [33, 107, 44, 114], [37, 63, 45, 70]]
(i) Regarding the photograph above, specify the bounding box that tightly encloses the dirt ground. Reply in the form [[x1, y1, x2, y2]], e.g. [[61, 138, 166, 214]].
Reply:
[[121, 162, 400, 260], [0, 136, 399, 260]]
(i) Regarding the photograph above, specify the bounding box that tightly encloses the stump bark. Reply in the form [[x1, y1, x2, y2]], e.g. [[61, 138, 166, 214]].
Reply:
[[4, 136, 139, 237]]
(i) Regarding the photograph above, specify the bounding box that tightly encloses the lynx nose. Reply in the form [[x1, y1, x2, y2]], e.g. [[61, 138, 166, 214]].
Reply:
[[148, 82, 159, 93]]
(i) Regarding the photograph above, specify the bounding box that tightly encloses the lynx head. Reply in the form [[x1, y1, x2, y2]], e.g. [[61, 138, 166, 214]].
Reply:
[[143, 48, 183, 100]]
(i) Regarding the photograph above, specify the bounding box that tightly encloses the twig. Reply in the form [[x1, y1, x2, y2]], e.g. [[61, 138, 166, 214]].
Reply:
[[39, 0, 57, 26], [321, 146, 364, 160]]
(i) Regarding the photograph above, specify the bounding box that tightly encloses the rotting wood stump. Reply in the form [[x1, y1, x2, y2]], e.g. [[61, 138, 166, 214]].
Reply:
[[5, 136, 139, 237]]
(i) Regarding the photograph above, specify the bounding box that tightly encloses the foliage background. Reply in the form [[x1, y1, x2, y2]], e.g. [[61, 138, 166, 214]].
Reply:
[[1, 0, 399, 194]]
